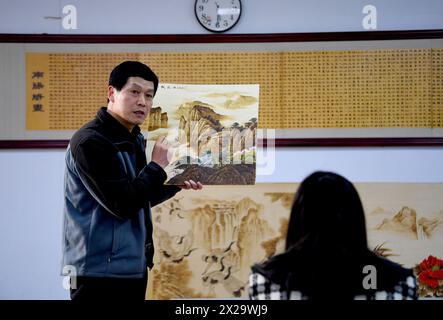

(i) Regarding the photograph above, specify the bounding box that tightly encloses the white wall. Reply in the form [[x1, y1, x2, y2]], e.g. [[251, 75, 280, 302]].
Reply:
[[0, 150, 68, 299], [1, 0, 443, 299], [257, 147, 443, 183], [0, 0, 442, 34]]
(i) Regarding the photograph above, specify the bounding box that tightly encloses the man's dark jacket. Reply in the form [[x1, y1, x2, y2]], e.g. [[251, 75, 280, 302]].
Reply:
[[62, 107, 180, 278]]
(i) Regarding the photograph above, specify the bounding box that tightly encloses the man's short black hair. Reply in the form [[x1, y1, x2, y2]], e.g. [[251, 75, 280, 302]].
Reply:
[[108, 61, 159, 95]]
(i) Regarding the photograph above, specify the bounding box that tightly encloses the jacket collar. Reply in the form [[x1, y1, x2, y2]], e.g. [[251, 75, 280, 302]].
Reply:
[[96, 107, 141, 142]]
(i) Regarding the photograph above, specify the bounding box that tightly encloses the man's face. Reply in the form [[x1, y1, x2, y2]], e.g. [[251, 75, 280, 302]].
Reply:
[[107, 76, 155, 131]]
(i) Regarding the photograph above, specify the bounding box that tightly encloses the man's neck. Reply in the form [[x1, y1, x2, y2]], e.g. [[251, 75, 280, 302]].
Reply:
[[106, 107, 134, 132]]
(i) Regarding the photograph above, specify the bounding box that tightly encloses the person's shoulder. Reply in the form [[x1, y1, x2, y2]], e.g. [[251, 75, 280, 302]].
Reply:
[[367, 254, 417, 299], [69, 117, 108, 153], [370, 254, 413, 277], [250, 252, 288, 278], [367, 253, 415, 289]]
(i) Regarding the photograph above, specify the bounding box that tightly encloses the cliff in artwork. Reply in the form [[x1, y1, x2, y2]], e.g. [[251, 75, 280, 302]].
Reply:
[[147, 106, 168, 131], [166, 102, 257, 184]]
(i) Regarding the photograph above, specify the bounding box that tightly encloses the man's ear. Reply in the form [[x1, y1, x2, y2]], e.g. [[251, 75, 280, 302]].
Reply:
[[108, 86, 116, 103]]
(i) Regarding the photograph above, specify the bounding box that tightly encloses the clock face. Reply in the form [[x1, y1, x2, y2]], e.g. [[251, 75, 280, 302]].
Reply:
[[195, 0, 242, 33]]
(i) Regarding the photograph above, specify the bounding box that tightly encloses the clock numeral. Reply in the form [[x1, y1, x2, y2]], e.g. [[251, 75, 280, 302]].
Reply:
[[201, 13, 211, 24], [223, 20, 228, 27], [198, 5, 204, 11]]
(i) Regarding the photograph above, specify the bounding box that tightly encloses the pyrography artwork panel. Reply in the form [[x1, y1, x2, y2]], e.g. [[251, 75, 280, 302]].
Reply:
[[146, 183, 443, 299], [359, 183, 443, 269], [145, 84, 259, 185], [146, 183, 295, 299]]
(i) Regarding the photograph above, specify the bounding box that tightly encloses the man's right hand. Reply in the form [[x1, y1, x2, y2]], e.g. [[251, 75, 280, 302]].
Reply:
[[151, 136, 170, 169]]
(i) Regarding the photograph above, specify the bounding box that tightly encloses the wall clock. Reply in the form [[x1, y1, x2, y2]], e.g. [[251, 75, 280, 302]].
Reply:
[[195, 0, 242, 33]]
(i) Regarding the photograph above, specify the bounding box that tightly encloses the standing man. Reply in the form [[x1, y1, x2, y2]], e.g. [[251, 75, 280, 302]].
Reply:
[[62, 61, 202, 300]]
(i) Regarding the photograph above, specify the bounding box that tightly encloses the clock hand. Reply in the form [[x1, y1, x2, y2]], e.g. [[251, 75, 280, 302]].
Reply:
[[215, 2, 221, 23]]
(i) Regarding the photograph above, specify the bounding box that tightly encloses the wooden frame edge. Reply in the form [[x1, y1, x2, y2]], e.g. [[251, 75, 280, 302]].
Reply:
[[2, 138, 443, 149], [1, 29, 443, 43]]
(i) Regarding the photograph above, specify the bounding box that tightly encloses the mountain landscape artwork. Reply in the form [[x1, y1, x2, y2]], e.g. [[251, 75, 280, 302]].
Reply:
[[146, 84, 259, 185], [146, 183, 443, 299]]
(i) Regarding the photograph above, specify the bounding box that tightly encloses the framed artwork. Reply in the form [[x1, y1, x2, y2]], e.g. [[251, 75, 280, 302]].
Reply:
[[0, 30, 443, 148]]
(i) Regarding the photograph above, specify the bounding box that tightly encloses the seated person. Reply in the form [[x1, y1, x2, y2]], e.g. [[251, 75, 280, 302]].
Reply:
[[249, 171, 417, 300]]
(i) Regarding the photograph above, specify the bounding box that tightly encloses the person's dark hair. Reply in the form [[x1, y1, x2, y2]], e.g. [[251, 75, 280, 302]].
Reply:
[[108, 61, 159, 95], [286, 171, 368, 255], [252, 171, 415, 299]]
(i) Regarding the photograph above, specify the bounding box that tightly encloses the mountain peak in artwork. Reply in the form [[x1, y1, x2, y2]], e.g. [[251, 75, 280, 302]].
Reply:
[[376, 206, 418, 238], [417, 216, 443, 239], [189, 105, 225, 130], [235, 197, 260, 218], [178, 103, 225, 146], [393, 206, 417, 227], [176, 101, 222, 120]]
